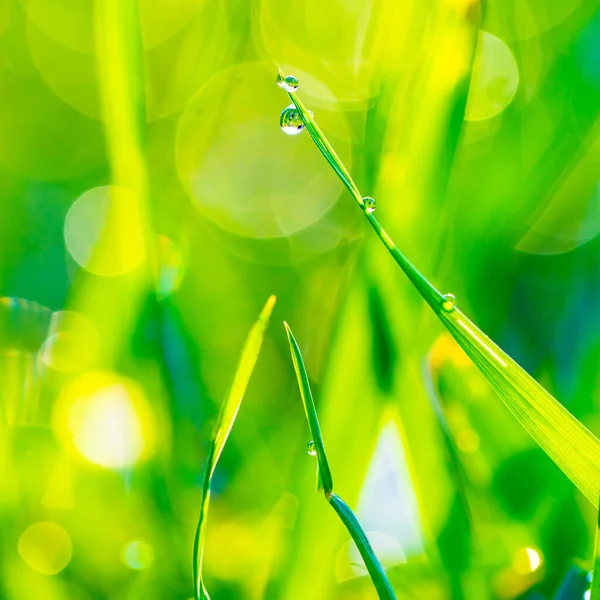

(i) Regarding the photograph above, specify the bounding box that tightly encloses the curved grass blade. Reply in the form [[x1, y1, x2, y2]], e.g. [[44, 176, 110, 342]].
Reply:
[[284, 322, 397, 600], [193, 295, 276, 600], [276, 72, 600, 509]]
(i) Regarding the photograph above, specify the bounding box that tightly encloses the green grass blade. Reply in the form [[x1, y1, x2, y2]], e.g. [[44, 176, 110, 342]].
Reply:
[[284, 321, 333, 495], [592, 504, 600, 600], [277, 72, 600, 509], [193, 295, 276, 600], [278, 70, 443, 312], [328, 493, 398, 600], [438, 307, 600, 508], [284, 322, 397, 600]]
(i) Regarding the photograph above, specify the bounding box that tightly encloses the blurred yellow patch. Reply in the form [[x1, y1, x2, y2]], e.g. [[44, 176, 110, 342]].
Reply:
[[18, 522, 72, 575], [64, 186, 147, 277], [53, 371, 156, 469], [429, 333, 471, 371]]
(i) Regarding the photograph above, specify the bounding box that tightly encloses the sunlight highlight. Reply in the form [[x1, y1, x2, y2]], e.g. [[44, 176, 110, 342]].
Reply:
[[54, 371, 155, 469]]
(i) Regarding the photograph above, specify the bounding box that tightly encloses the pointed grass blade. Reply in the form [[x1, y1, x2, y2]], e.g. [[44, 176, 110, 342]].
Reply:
[[193, 295, 276, 600], [277, 72, 600, 509], [283, 321, 333, 495], [284, 322, 397, 600]]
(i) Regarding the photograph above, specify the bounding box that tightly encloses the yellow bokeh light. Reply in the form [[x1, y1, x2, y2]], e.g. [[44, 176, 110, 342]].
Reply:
[[64, 186, 147, 277], [122, 540, 154, 570], [429, 333, 472, 371], [54, 371, 155, 469], [18, 522, 72, 575], [513, 547, 542, 575], [466, 32, 519, 122], [205, 520, 262, 580]]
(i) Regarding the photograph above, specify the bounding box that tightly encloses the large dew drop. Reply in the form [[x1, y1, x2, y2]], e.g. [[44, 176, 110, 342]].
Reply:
[[307, 440, 317, 456], [280, 104, 304, 135]]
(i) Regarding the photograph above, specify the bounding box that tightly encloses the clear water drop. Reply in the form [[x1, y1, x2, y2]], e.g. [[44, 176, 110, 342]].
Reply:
[[363, 197, 376, 214], [442, 293, 457, 312], [276, 73, 299, 93], [280, 104, 304, 136], [307, 441, 317, 456]]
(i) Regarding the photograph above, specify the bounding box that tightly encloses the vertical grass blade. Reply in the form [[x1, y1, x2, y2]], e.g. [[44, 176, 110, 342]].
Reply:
[[284, 322, 397, 600], [277, 72, 600, 509], [193, 295, 276, 600], [592, 503, 600, 600]]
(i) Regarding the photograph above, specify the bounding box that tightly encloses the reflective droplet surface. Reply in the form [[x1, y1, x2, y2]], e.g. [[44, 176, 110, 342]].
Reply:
[[307, 441, 317, 456], [442, 293, 457, 312], [363, 197, 376, 214], [277, 73, 299, 93], [280, 104, 304, 135]]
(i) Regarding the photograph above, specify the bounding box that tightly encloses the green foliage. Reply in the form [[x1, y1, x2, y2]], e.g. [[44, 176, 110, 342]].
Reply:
[[285, 322, 397, 600], [278, 71, 600, 509], [193, 296, 275, 600]]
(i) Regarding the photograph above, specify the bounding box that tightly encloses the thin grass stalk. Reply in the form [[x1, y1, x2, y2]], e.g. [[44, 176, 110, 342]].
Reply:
[[284, 322, 397, 600], [193, 296, 276, 600]]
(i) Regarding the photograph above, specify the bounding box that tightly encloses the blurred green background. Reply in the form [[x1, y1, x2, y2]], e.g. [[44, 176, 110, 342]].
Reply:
[[0, 0, 599, 598]]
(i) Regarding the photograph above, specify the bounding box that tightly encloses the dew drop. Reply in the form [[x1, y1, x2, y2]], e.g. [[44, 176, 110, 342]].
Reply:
[[280, 104, 304, 136], [442, 293, 457, 312], [307, 441, 317, 456], [363, 197, 376, 214], [277, 73, 299, 93]]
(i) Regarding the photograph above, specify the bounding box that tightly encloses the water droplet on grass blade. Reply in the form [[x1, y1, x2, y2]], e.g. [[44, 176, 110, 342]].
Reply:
[[307, 441, 317, 456], [363, 197, 376, 214], [277, 73, 299, 92], [442, 293, 457, 312], [280, 105, 304, 135]]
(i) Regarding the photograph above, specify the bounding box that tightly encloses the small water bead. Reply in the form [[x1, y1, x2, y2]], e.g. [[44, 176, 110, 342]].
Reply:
[[307, 441, 317, 456], [363, 197, 376, 214], [442, 293, 457, 312], [280, 104, 304, 135], [276, 73, 299, 93]]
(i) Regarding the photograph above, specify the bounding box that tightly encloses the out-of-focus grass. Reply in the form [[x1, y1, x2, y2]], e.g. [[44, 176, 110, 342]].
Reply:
[[193, 295, 275, 600], [0, 0, 599, 598]]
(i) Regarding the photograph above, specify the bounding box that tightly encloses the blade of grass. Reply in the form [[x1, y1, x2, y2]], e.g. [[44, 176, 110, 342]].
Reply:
[[193, 295, 276, 600], [284, 322, 398, 600], [592, 503, 600, 600], [277, 72, 600, 509]]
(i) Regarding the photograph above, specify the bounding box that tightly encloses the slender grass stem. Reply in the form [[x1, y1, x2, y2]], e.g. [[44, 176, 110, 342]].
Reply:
[[284, 322, 398, 600], [193, 296, 276, 600], [278, 70, 444, 313], [592, 502, 600, 600]]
